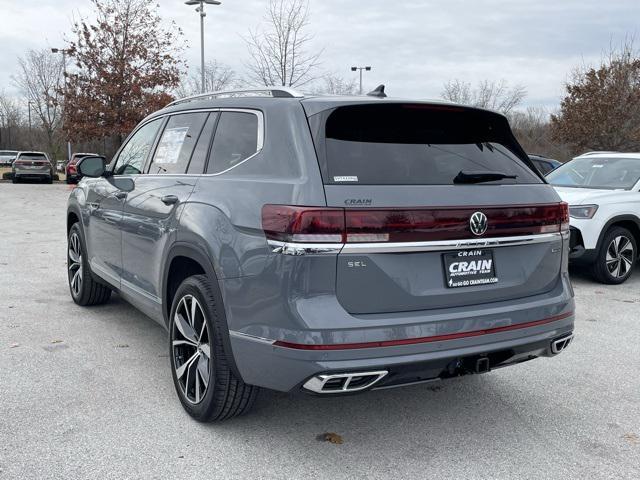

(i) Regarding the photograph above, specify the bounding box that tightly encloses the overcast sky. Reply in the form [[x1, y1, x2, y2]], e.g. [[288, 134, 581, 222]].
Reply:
[[0, 0, 638, 110]]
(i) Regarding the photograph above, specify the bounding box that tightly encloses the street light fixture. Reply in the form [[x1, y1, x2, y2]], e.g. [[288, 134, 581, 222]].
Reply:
[[185, 0, 222, 94], [51, 47, 73, 161], [351, 66, 372, 95]]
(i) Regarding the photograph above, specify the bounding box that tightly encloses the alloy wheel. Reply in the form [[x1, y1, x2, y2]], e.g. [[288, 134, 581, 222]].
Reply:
[[68, 232, 83, 297], [172, 295, 211, 404], [605, 235, 634, 279]]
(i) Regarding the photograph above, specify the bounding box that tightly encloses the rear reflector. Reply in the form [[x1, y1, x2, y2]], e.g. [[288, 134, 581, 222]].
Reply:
[[262, 202, 570, 243], [273, 311, 574, 350]]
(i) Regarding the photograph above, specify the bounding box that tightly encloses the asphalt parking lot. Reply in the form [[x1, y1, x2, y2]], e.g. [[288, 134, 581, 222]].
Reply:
[[1, 183, 639, 480]]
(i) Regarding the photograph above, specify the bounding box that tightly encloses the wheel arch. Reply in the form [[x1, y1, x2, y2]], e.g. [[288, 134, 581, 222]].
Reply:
[[67, 207, 82, 233], [595, 215, 640, 253], [162, 242, 243, 380]]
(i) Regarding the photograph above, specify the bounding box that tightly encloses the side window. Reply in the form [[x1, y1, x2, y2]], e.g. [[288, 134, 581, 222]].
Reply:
[[535, 160, 552, 175], [187, 112, 219, 174], [149, 112, 208, 174], [113, 119, 162, 175], [207, 111, 259, 174]]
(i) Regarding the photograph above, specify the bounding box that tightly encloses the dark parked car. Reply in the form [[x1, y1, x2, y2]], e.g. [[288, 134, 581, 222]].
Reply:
[[66, 153, 103, 184], [529, 154, 562, 175], [67, 87, 575, 421], [12, 151, 53, 183]]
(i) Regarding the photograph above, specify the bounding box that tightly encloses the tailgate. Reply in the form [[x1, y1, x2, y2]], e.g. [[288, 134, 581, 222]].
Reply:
[[328, 185, 566, 314], [304, 102, 566, 315]]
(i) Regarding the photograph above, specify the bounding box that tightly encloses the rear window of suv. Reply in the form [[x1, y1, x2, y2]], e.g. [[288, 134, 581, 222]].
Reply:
[[19, 153, 47, 161], [309, 104, 541, 185]]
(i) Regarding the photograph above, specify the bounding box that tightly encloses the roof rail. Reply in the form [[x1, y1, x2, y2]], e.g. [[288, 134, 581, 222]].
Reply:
[[166, 87, 305, 107]]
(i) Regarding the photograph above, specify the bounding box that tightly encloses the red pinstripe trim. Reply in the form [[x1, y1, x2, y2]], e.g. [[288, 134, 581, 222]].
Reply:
[[273, 311, 574, 351]]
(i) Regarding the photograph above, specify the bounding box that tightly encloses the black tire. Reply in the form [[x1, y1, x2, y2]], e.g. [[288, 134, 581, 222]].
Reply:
[[591, 226, 637, 284], [169, 275, 258, 422], [67, 223, 112, 305], [45, 176, 53, 184], [12, 176, 18, 184]]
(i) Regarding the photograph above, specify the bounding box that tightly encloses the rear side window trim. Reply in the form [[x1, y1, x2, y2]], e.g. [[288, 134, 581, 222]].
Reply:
[[203, 108, 265, 176]]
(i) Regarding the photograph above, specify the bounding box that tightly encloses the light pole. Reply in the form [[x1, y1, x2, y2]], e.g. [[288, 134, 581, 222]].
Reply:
[[351, 66, 372, 95], [185, 0, 221, 94], [51, 47, 73, 161]]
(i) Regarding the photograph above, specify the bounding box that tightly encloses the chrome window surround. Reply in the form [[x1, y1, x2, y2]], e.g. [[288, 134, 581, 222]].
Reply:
[[268, 232, 564, 256], [208, 108, 265, 176], [110, 107, 265, 178]]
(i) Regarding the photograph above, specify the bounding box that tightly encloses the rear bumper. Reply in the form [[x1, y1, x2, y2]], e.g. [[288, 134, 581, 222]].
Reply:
[[231, 314, 574, 393], [14, 168, 51, 178], [229, 279, 575, 392]]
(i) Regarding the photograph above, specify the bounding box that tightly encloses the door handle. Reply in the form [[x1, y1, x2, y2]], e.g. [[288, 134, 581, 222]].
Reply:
[[114, 191, 127, 200], [161, 195, 179, 205]]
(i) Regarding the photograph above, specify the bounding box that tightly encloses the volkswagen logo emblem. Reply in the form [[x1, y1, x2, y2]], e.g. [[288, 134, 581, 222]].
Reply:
[[470, 212, 488, 236]]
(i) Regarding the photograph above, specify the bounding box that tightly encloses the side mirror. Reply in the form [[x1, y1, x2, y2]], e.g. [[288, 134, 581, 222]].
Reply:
[[78, 156, 106, 177]]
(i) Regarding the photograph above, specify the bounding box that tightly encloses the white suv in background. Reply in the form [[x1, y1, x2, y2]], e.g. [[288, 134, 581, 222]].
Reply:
[[547, 153, 640, 284]]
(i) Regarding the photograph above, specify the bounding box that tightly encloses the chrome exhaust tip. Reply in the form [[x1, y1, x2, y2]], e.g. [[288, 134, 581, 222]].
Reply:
[[551, 333, 574, 355], [303, 371, 388, 394]]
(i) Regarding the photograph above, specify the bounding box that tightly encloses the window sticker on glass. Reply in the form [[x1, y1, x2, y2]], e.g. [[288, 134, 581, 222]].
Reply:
[[333, 176, 359, 182], [154, 127, 189, 165]]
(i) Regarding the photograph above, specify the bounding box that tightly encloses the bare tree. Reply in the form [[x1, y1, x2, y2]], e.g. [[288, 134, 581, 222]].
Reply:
[[510, 107, 573, 161], [441, 79, 527, 115], [312, 74, 357, 95], [551, 39, 640, 152], [177, 60, 237, 97], [13, 49, 65, 156], [0, 91, 24, 149], [244, 0, 322, 88]]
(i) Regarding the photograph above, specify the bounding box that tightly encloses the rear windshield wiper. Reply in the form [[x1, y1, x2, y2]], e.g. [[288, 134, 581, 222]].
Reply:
[[453, 170, 518, 184]]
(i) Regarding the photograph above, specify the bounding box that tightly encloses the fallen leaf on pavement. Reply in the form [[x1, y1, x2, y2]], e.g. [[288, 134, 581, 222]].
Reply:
[[51, 340, 63, 344], [316, 432, 343, 444], [623, 433, 639, 445]]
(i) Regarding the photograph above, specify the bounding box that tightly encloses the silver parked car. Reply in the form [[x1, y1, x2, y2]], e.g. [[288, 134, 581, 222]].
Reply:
[[67, 87, 575, 421], [12, 151, 54, 183], [0, 150, 19, 167]]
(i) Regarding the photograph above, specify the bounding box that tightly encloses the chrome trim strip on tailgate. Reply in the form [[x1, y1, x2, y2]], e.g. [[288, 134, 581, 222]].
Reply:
[[341, 232, 563, 254], [268, 240, 343, 255], [268, 232, 563, 255]]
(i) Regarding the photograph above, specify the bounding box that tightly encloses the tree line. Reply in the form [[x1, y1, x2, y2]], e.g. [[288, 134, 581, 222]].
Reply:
[[0, 0, 638, 162]]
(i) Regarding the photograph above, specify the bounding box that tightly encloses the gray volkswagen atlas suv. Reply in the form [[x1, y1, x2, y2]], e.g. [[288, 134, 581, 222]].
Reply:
[[67, 87, 575, 422]]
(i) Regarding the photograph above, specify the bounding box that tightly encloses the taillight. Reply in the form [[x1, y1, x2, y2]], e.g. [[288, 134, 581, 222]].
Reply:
[[261, 203, 570, 244], [261, 205, 345, 243], [559, 202, 570, 233], [68, 165, 77, 173], [13, 160, 26, 166]]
